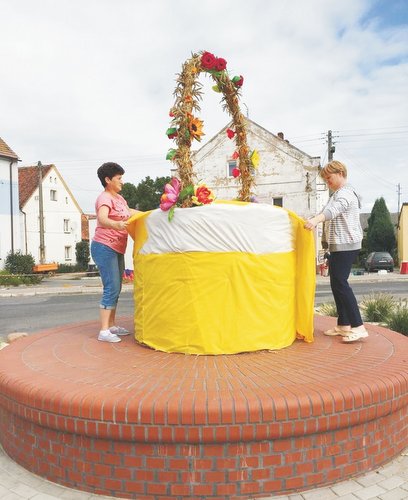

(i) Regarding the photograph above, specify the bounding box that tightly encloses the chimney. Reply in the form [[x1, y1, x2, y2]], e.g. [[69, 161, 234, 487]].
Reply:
[[277, 132, 284, 140]]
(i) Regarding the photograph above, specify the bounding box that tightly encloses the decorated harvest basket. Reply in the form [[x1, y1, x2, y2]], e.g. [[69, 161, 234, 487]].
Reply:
[[127, 51, 315, 354]]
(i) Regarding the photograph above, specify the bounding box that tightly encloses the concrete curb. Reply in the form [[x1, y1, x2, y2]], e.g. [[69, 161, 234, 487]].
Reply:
[[0, 284, 134, 298], [1, 273, 407, 298]]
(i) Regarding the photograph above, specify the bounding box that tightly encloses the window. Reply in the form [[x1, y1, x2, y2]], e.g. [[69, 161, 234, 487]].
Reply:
[[50, 190, 57, 201], [228, 160, 237, 177], [64, 219, 70, 233], [65, 246, 72, 261], [273, 197, 283, 207]]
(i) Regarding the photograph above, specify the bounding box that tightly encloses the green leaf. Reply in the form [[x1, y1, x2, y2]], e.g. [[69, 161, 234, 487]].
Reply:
[[179, 185, 194, 200], [166, 149, 177, 160], [168, 206, 175, 222]]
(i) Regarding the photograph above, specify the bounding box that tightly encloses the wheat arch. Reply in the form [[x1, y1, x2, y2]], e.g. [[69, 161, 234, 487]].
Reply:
[[166, 50, 254, 202]]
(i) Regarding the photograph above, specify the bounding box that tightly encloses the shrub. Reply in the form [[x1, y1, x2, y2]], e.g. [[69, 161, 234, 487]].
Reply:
[[57, 263, 82, 273], [0, 271, 43, 286], [359, 293, 396, 323], [386, 300, 408, 336], [316, 302, 338, 317], [5, 251, 35, 274], [76, 241, 90, 271]]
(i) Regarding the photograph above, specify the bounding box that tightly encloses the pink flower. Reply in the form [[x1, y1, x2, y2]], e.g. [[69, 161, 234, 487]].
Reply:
[[160, 177, 181, 211]]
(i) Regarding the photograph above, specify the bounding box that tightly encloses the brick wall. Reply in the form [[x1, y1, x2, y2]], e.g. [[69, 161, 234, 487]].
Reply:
[[1, 395, 407, 499]]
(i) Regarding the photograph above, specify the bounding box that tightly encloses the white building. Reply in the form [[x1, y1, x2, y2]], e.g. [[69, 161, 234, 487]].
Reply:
[[189, 118, 328, 219], [0, 138, 21, 269], [18, 164, 83, 265]]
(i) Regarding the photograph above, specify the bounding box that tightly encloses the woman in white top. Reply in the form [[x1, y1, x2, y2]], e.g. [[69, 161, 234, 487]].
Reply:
[[305, 160, 368, 343]]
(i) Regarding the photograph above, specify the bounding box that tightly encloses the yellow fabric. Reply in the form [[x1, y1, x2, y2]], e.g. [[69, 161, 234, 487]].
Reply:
[[126, 210, 149, 252], [127, 204, 316, 355], [287, 210, 316, 342], [134, 251, 297, 354]]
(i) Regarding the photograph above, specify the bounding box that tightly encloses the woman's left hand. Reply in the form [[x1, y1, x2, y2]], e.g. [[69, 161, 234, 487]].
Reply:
[[304, 213, 325, 231], [304, 217, 318, 231]]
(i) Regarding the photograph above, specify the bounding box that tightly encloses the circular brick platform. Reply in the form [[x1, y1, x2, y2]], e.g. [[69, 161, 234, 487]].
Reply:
[[0, 316, 407, 499]]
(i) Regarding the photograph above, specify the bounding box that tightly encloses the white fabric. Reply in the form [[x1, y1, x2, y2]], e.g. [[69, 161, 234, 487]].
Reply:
[[139, 203, 294, 255]]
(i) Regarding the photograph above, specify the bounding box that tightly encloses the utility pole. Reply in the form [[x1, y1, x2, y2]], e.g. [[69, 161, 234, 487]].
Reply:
[[327, 130, 335, 161], [397, 183, 402, 214], [38, 161, 45, 264]]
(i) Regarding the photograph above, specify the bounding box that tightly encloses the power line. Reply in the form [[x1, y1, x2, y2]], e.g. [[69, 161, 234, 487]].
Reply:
[[335, 144, 398, 189], [334, 125, 408, 133], [338, 130, 408, 138]]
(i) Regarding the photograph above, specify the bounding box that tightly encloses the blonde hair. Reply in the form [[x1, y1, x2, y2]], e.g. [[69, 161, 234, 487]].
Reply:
[[320, 160, 348, 179]]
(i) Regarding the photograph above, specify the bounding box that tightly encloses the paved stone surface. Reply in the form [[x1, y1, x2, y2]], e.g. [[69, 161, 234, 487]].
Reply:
[[1, 313, 407, 498], [1, 445, 407, 498], [1, 273, 407, 499]]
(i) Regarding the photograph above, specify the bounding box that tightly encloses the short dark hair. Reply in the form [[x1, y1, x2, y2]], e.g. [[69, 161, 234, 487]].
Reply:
[[97, 162, 125, 187]]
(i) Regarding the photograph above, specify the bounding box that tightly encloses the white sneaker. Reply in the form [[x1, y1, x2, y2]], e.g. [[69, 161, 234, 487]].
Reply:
[[110, 326, 130, 336], [98, 330, 121, 343]]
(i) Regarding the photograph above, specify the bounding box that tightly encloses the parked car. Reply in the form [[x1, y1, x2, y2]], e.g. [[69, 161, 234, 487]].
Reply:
[[364, 252, 394, 272]]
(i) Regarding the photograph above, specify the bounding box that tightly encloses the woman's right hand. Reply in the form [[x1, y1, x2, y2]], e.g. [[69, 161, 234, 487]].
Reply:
[[115, 220, 128, 230]]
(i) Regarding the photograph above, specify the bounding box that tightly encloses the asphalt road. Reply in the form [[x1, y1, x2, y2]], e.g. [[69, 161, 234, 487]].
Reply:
[[1, 280, 408, 339], [0, 292, 134, 339], [315, 280, 408, 304]]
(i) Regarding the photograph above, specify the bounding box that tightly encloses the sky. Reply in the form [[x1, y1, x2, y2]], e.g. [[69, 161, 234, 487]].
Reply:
[[1, 0, 407, 215]]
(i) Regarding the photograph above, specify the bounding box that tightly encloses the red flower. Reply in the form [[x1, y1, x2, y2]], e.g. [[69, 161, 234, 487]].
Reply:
[[232, 168, 241, 178], [215, 57, 227, 71], [193, 185, 215, 205], [232, 75, 244, 88], [227, 128, 235, 139], [232, 151, 239, 160], [201, 51, 216, 70]]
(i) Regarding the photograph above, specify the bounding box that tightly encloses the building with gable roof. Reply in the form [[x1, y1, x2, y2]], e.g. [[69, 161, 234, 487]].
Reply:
[[18, 164, 83, 265], [0, 137, 21, 269], [187, 118, 328, 217]]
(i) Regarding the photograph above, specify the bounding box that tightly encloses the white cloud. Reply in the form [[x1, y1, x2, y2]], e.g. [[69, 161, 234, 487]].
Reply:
[[0, 0, 407, 214]]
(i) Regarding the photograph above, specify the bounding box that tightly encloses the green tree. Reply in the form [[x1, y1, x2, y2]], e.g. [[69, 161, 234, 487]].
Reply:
[[366, 197, 396, 254], [121, 182, 138, 209], [75, 241, 90, 271], [122, 176, 171, 211]]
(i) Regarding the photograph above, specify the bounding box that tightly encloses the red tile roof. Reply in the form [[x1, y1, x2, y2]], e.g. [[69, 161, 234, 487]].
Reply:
[[18, 165, 53, 209], [0, 137, 19, 160]]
